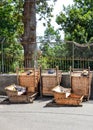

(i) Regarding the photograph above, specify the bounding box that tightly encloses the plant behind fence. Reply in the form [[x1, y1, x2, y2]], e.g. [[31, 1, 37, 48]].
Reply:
[[0, 56, 93, 73]]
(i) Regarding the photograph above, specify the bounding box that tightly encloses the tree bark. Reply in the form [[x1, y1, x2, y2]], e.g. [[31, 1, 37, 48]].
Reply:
[[21, 0, 37, 68]]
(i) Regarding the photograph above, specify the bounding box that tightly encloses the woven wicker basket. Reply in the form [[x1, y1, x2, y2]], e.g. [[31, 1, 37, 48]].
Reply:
[[17, 68, 40, 93], [41, 67, 62, 96], [5, 90, 18, 97], [71, 72, 92, 100], [9, 95, 28, 103], [8, 92, 37, 103], [53, 86, 71, 99], [55, 93, 83, 106], [5, 85, 18, 97]]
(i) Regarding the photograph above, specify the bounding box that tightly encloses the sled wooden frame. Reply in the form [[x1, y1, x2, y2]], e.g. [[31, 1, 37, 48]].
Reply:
[[70, 66, 92, 101], [5, 83, 38, 103], [8, 92, 38, 103], [54, 93, 84, 106], [40, 66, 62, 96], [16, 67, 40, 93]]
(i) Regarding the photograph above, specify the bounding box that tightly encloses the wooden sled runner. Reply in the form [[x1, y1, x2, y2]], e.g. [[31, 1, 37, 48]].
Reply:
[[5, 84, 38, 103], [52, 86, 83, 106]]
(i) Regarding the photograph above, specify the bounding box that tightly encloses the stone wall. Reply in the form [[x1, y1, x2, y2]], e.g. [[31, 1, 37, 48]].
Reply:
[[0, 73, 93, 99], [0, 74, 17, 95]]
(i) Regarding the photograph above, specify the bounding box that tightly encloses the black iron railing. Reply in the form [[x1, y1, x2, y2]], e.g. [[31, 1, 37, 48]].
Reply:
[[0, 56, 93, 73]]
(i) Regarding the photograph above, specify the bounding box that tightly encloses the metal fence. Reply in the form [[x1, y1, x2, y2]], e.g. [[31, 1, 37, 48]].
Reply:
[[38, 57, 93, 71], [0, 56, 93, 73], [0, 57, 23, 73]]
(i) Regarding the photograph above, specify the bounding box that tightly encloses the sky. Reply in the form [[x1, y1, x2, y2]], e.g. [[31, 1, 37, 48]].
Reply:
[[36, 0, 74, 38]]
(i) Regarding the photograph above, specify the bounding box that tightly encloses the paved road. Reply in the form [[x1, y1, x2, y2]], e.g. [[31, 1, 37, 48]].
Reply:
[[0, 97, 93, 130]]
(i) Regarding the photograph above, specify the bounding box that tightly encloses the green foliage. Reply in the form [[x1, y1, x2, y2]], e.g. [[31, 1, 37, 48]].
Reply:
[[38, 25, 68, 68], [56, 0, 93, 43], [0, 0, 24, 72], [55, 0, 93, 58], [39, 25, 67, 58], [36, 0, 57, 27], [0, 0, 57, 72], [0, 0, 23, 39], [38, 56, 49, 69]]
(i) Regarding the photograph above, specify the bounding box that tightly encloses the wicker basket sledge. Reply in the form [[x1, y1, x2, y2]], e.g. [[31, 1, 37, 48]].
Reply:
[[54, 93, 83, 106], [8, 92, 37, 103], [5, 84, 37, 103], [5, 68, 40, 103], [41, 67, 62, 96], [17, 68, 40, 93], [52, 85, 83, 106], [70, 67, 92, 101]]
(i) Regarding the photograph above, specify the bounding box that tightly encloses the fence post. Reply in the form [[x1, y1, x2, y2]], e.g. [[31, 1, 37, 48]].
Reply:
[[1, 38, 5, 73]]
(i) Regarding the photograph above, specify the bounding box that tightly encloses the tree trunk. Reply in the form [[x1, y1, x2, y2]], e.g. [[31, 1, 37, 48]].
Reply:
[[21, 0, 37, 68]]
